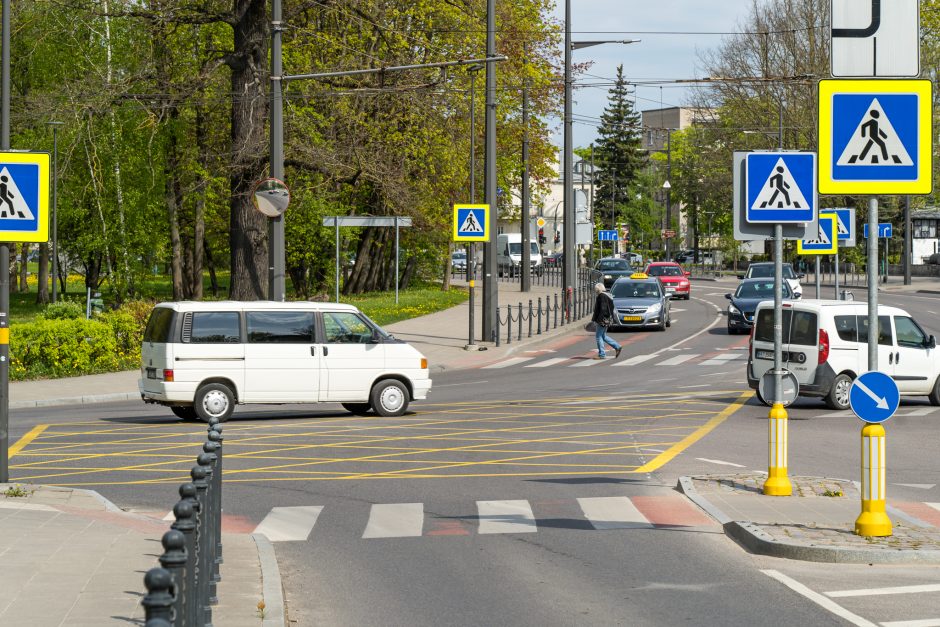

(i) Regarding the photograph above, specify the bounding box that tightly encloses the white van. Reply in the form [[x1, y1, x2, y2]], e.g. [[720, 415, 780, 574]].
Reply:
[[747, 300, 939, 410], [497, 233, 543, 277], [139, 301, 432, 421]]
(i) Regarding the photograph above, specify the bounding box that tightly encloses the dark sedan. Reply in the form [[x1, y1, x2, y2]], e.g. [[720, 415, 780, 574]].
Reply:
[[725, 278, 794, 334], [595, 257, 634, 288]]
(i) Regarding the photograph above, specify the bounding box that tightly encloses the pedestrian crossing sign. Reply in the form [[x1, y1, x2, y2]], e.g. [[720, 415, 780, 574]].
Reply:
[[797, 213, 838, 255], [0, 151, 49, 242], [818, 79, 932, 194], [453, 203, 490, 242], [745, 152, 816, 223]]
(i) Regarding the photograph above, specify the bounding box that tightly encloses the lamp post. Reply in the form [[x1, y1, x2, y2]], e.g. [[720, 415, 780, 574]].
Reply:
[[47, 121, 63, 303], [465, 63, 484, 349]]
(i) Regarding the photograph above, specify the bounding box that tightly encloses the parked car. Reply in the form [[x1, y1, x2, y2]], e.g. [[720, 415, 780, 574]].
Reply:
[[451, 250, 467, 271], [595, 257, 634, 288], [725, 278, 794, 334], [543, 251, 564, 267], [739, 261, 804, 298], [927, 252, 940, 265], [747, 300, 939, 409], [497, 233, 543, 277]]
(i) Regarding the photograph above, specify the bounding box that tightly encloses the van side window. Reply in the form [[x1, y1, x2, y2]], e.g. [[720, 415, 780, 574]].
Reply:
[[833, 315, 858, 342], [895, 316, 927, 348], [246, 311, 316, 343], [144, 308, 174, 343], [185, 312, 240, 343], [858, 315, 893, 346], [323, 312, 373, 344], [789, 311, 817, 346]]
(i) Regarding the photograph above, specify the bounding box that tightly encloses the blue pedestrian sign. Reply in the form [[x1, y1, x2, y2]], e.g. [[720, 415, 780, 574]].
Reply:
[[797, 213, 838, 255], [863, 223, 893, 238], [850, 371, 900, 423], [597, 229, 618, 242], [818, 79, 932, 195], [745, 152, 816, 224], [453, 204, 490, 242], [0, 151, 50, 243]]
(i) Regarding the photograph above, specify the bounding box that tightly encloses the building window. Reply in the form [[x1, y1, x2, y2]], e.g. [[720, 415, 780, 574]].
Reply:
[[913, 219, 937, 239]]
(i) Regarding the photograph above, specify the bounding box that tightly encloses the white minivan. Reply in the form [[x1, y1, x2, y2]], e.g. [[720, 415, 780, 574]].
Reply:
[[139, 301, 432, 421], [497, 233, 543, 277], [747, 300, 939, 410]]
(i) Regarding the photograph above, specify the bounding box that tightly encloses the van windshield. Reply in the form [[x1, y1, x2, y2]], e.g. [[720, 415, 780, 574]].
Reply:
[[508, 242, 540, 255], [754, 309, 817, 346]]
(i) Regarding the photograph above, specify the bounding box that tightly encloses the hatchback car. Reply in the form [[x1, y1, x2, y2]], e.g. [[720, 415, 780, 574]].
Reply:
[[609, 273, 672, 331], [644, 262, 691, 299], [451, 250, 467, 271], [725, 278, 794, 334], [740, 262, 803, 298], [595, 257, 634, 288]]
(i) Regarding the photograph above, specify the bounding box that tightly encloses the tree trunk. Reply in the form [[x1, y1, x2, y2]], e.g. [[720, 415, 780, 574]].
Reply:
[[204, 237, 219, 297], [19, 244, 28, 293], [442, 245, 451, 291], [165, 124, 185, 301], [399, 256, 417, 290], [345, 228, 376, 295], [227, 0, 269, 300], [36, 242, 49, 304], [191, 102, 207, 300]]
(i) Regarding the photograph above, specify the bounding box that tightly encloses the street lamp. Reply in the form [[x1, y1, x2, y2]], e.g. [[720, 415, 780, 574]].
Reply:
[[47, 121, 63, 303]]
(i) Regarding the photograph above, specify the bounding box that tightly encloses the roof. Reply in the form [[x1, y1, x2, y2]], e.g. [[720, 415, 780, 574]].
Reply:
[[755, 299, 907, 316], [646, 261, 680, 266], [154, 301, 360, 313]]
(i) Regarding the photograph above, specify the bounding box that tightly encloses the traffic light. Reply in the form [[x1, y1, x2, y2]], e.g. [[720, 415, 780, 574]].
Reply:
[[554, 231, 560, 244], [538, 227, 546, 244]]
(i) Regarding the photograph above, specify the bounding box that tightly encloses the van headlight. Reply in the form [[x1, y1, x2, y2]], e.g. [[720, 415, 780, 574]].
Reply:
[[728, 303, 740, 315]]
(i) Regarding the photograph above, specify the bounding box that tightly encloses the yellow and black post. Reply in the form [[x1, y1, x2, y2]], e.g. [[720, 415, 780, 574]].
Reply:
[[855, 422, 892, 537], [764, 401, 791, 495]]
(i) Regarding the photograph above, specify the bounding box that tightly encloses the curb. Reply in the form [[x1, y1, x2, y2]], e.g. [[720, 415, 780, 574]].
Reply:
[[252, 533, 287, 627], [11, 392, 139, 410], [677, 476, 940, 565]]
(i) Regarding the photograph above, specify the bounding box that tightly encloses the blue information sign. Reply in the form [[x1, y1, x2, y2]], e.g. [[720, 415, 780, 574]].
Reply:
[[863, 223, 893, 238], [597, 230, 618, 242], [745, 152, 816, 224], [850, 371, 900, 423]]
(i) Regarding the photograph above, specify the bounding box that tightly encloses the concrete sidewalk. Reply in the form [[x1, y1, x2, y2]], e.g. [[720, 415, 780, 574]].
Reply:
[[680, 473, 940, 563]]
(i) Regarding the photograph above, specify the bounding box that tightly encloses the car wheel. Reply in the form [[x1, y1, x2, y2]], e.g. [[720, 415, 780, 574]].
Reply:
[[824, 373, 853, 410], [665, 312, 671, 328], [170, 405, 198, 421], [929, 376, 940, 406], [194, 382, 235, 423], [342, 402, 372, 416], [371, 379, 410, 417]]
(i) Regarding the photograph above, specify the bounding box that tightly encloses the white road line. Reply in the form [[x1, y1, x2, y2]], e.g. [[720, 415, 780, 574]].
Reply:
[[613, 353, 659, 367], [825, 584, 940, 598], [362, 503, 424, 539], [571, 358, 605, 367], [577, 497, 653, 530], [881, 619, 940, 627], [760, 570, 878, 627], [658, 354, 698, 366], [679, 384, 710, 389], [700, 354, 746, 366], [672, 308, 686, 312], [701, 371, 733, 377], [254, 506, 323, 542], [525, 357, 569, 368], [477, 500, 537, 534], [162, 511, 175, 522], [696, 458, 747, 468], [893, 484, 936, 490], [483, 357, 534, 369], [898, 407, 936, 416], [927, 503, 940, 513]]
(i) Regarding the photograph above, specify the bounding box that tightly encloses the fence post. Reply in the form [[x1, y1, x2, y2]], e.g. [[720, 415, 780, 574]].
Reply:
[[171, 494, 198, 627], [201, 442, 220, 607], [506, 304, 512, 344], [517, 303, 523, 341], [495, 307, 501, 347], [537, 297, 542, 334], [158, 529, 187, 625], [528, 300, 533, 338], [208, 426, 224, 576], [192, 457, 213, 626], [554, 293, 558, 328], [142, 568, 175, 623]]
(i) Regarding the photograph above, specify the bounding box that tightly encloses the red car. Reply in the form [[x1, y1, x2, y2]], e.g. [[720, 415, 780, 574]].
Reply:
[[644, 262, 691, 300]]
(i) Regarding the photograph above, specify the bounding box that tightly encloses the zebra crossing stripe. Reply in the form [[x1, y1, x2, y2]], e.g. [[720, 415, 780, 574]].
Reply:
[[657, 353, 698, 366], [363, 503, 424, 538], [571, 358, 605, 367], [253, 506, 323, 542], [700, 353, 745, 366], [477, 500, 537, 534], [483, 357, 534, 369], [612, 353, 659, 367], [525, 357, 569, 368], [577, 497, 653, 530]]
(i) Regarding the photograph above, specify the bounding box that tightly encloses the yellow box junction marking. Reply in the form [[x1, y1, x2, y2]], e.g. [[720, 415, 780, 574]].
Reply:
[[9, 424, 48, 457]]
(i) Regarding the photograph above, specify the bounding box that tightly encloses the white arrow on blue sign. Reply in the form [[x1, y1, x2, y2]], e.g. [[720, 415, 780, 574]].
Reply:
[[597, 230, 618, 242], [850, 371, 900, 423], [863, 223, 892, 238], [745, 152, 816, 224]]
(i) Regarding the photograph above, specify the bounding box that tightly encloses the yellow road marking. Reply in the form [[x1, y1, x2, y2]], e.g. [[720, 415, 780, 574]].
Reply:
[[633, 391, 753, 473], [9, 424, 48, 457]]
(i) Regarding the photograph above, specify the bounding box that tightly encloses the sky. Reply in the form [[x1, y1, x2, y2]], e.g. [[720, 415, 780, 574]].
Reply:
[[549, 0, 762, 148]]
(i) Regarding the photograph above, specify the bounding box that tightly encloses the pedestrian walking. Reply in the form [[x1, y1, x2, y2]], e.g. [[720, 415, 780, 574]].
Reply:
[[591, 282, 621, 360]]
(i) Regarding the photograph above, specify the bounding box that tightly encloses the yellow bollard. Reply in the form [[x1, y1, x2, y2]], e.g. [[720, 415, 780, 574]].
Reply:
[[763, 402, 792, 496], [855, 422, 892, 537]]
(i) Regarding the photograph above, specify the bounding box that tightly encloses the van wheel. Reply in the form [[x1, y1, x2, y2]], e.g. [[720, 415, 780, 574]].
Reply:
[[170, 406, 198, 421], [929, 376, 940, 406], [825, 374, 853, 410], [195, 383, 235, 422], [371, 380, 409, 417], [342, 402, 372, 416]]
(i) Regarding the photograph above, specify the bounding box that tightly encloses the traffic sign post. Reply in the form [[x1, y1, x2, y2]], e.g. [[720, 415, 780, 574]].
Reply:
[[850, 371, 899, 537], [863, 222, 892, 238]]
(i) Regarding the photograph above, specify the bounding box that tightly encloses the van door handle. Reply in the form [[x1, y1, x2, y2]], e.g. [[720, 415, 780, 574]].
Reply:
[[895, 351, 900, 363], [323, 346, 329, 357], [310, 346, 316, 356], [889, 352, 893, 365]]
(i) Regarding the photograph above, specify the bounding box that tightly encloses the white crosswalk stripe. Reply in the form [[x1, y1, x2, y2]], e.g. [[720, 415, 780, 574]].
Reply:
[[525, 357, 570, 368], [571, 358, 605, 366], [699, 353, 746, 366], [483, 357, 534, 369], [363, 503, 424, 538], [577, 496, 653, 530], [612, 353, 659, 367], [657, 353, 698, 366], [254, 506, 323, 542], [477, 500, 537, 534], [484, 351, 752, 370]]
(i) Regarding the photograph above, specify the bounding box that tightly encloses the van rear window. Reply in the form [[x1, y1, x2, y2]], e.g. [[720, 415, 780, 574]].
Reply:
[[144, 307, 174, 343], [754, 309, 817, 346]]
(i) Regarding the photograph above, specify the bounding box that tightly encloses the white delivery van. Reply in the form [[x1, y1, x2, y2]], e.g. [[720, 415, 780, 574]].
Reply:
[[747, 300, 939, 410], [497, 233, 543, 277], [139, 301, 431, 421]]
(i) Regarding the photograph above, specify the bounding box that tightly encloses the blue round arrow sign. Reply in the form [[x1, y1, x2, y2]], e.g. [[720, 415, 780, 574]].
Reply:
[[849, 371, 900, 423]]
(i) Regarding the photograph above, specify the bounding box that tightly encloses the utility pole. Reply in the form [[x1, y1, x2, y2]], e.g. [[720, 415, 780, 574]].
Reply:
[[562, 0, 576, 314], [521, 50, 531, 293], [269, 0, 285, 301], [482, 0, 497, 340], [1, 0, 10, 482]]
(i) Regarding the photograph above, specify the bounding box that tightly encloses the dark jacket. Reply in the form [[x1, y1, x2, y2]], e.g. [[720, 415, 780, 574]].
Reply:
[[592, 292, 616, 326]]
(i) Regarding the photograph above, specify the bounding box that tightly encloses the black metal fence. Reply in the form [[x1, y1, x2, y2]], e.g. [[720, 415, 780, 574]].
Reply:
[[805, 263, 865, 287], [142, 418, 224, 627]]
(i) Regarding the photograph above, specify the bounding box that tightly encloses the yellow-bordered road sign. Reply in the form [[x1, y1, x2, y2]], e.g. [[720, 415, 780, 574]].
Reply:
[[453, 203, 489, 242], [818, 79, 932, 195], [0, 151, 49, 242], [797, 213, 838, 255]]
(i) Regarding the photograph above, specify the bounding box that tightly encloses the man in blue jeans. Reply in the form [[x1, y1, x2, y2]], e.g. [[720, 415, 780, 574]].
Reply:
[[591, 282, 622, 360]]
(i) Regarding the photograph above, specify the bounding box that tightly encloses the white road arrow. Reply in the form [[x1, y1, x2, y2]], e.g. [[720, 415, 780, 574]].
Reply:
[[855, 379, 889, 410]]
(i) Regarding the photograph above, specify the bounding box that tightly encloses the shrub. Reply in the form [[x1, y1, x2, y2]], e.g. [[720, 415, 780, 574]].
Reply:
[[39, 300, 85, 320]]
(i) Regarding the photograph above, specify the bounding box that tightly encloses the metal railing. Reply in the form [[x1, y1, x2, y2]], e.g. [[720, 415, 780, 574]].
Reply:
[[142, 418, 224, 627], [805, 263, 865, 288]]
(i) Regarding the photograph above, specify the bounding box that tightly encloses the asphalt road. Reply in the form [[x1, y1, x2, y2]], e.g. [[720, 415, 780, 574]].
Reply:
[[8, 281, 940, 626]]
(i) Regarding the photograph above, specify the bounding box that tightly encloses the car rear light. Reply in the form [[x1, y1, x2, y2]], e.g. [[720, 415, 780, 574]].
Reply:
[[163, 369, 175, 382], [420, 358, 428, 370], [818, 329, 830, 364]]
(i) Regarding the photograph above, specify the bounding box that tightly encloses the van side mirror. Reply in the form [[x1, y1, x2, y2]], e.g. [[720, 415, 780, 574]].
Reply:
[[927, 335, 936, 349], [798, 273, 806, 279]]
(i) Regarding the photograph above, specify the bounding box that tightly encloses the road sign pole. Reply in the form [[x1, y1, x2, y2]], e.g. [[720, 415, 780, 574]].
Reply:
[[815, 256, 821, 299], [868, 198, 878, 371], [855, 422, 892, 536], [834, 251, 840, 299], [764, 223, 792, 496], [467, 242, 476, 349], [0, 0, 9, 484]]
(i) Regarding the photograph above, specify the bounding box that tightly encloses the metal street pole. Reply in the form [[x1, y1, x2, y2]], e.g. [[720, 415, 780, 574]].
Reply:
[[269, 0, 286, 301], [664, 130, 672, 259], [868, 198, 878, 370], [49, 121, 62, 303], [467, 64, 482, 349], [562, 0, 575, 316], [521, 50, 531, 293], [904, 196, 911, 285], [589, 144, 595, 266], [1, 0, 10, 482], [482, 0, 497, 340]]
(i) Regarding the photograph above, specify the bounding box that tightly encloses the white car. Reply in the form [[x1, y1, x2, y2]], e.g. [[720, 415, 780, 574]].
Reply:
[[740, 261, 803, 298]]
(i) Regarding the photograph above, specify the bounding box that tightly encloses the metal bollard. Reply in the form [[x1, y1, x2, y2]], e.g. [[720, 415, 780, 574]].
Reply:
[[537, 297, 542, 334], [208, 427, 224, 570], [494, 308, 501, 347], [142, 567, 175, 623], [554, 293, 558, 328], [856, 422, 892, 537], [171, 495, 198, 627], [528, 300, 533, 338], [201, 442, 221, 607], [506, 304, 512, 344], [192, 457, 214, 626], [158, 529, 187, 625]]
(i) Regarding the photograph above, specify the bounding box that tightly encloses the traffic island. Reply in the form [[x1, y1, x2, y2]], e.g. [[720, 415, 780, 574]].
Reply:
[[678, 473, 940, 564]]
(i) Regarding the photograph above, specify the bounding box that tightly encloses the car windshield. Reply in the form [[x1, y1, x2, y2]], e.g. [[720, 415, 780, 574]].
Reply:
[[748, 264, 796, 279], [452, 252, 466, 259], [612, 282, 661, 299], [647, 265, 682, 277], [509, 242, 540, 255], [597, 259, 630, 271], [735, 281, 791, 298]]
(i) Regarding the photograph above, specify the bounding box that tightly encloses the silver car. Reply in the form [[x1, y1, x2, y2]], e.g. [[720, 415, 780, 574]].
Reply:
[[609, 274, 672, 331]]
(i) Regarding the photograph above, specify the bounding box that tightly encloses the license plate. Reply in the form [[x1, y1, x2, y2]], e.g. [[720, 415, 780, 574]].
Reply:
[[146, 367, 157, 379], [622, 316, 643, 322], [665, 287, 676, 291], [755, 350, 773, 360]]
